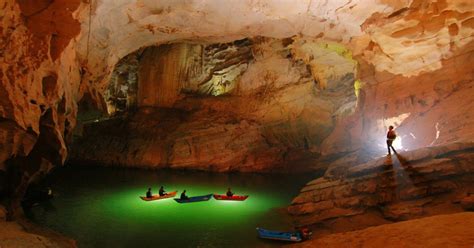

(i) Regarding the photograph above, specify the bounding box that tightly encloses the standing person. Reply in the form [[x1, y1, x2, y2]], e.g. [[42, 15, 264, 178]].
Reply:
[[387, 125, 397, 155], [159, 186, 166, 196]]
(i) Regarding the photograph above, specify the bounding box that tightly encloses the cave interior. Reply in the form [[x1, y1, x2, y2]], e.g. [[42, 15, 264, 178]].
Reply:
[[1, 0, 474, 247]]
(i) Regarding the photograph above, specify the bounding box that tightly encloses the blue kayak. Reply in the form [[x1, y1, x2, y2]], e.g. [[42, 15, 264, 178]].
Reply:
[[256, 228, 303, 242], [174, 194, 213, 203]]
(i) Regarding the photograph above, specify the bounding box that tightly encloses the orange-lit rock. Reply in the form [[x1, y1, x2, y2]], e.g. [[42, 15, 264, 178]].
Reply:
[[1, 0, 82, 219], [69, 37, 359, 172], [322, 40, 474, 157], [289, 142, 474, 232], [289, 212, 474, 248], [0, 218, 76, 248]]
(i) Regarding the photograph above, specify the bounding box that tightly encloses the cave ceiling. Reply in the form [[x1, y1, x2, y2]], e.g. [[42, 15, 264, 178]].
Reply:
[[77, 0, 474, 91]]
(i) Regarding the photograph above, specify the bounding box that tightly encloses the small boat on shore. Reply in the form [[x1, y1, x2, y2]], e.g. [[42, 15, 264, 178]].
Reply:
[[139, 191, 177, 201], [213, 194, 249, 201], [174, 194, 213, 203], [256, 227, 311, 242]]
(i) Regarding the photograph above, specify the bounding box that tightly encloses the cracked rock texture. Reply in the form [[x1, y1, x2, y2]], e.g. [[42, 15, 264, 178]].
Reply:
[[289, 142, 474, 232]]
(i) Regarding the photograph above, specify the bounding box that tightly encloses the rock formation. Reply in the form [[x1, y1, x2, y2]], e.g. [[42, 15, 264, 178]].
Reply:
[[0, 205, 75, 247], [289, 212, 474, 248], [289, 142, 474, 233], [1, 0, 83, 219], [69, 37, 356, 172]]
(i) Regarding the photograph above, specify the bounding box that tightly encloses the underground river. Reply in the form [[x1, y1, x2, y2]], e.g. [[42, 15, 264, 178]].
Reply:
[[26, 165, 319, 247]]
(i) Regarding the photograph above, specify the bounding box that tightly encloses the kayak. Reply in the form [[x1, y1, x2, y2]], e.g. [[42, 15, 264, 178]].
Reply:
[[213, 194, 249, 201], [139, 191, 177, 201], [174, 194, 213, 203], [256, 228, 303, 242]]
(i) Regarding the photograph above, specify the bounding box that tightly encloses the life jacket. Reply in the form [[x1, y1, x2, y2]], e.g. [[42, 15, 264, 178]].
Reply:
[[387, 130, 397, 139]]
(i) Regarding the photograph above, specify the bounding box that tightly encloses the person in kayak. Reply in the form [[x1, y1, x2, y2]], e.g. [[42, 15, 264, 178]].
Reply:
[[226, 187, 234, 197], [386, 125, 397, 155], [180, 190, 189, 200], [146, 188, 152, 198], [159, 186, 166, 196]]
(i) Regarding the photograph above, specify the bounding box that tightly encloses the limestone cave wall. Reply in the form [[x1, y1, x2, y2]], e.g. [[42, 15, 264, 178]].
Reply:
[[105, 52, 140, 114], [0, 0, 83, 218], [138, 43, 195, 107], [69, 37, 357, 172], [323, 40, 474, 159]]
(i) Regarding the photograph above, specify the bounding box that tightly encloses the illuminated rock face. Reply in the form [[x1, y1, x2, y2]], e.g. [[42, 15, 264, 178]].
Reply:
[[323, 41, 474, 157], [70, 38, 356, 172], [137, 39, 253, 107], [0, 0, 82, 218], [78, 0, 474, 91], [289, 142, 474, 232], [105, 52, 140, 113], [288, 212, 474, 248], [1, 0, 474, 219]]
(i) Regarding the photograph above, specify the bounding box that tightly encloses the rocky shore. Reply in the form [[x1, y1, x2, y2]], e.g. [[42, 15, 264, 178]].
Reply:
[[289, 142, 474, 235], [289, 212, 474, 248], [0, 207, 75, 248]]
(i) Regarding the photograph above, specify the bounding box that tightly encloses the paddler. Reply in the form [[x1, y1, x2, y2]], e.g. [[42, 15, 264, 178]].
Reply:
[[226, 187, 234, 197], [180, 190, 189, 200], [146, 188, 152, 198], [159, 186, 166, 196]]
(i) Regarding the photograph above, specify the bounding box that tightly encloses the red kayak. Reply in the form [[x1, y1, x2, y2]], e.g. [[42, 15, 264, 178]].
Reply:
[[213, 194, 249, 201]]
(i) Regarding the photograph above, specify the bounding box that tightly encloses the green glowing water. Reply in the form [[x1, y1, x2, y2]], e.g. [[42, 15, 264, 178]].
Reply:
[[28, 166, 318, 248]]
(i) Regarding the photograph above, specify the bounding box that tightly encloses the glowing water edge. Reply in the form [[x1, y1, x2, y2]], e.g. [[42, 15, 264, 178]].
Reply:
[[27, 165, 318, 248]]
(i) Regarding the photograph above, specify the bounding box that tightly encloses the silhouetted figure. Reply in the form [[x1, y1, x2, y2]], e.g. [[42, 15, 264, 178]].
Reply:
[[159, 186, 166, 196], [387, 125, 397, 155], [22, 186, 54, 209], [226, 187, 234, 197], [180, 190, 189, 200], [146, 188, 152, 198]]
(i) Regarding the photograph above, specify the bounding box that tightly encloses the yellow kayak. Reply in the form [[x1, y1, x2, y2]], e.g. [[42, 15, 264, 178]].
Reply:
[[139, 191, 177, 201]]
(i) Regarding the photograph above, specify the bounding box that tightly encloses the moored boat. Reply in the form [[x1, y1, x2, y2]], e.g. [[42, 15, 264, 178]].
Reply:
[[256, 227, 311, 242], [139, 191, 177, 201], [213, 194, 249, 201], [174, 194, 213, 203]]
